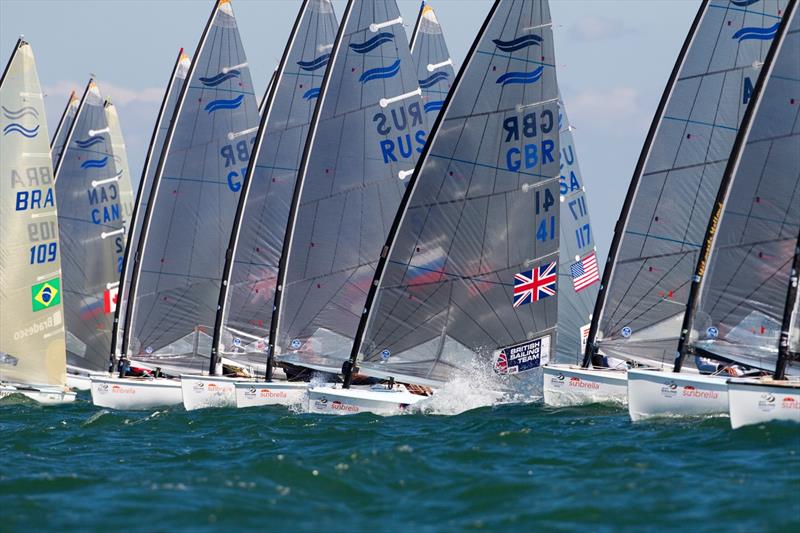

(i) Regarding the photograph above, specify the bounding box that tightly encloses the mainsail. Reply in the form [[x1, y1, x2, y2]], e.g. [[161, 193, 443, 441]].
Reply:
[[348, 0, 561, 390], [586, 0, 788, 368], [683, 4, 799, 372], [211, 0, 338, 371], [121, 0, 259, 373], [410, 2, 455, 124], [556, 98, 598, 362], [109, 49, 190, 361], [104, 101, 135, 231], [53, 80, 125, 373], [50, 90, 78, 169], [272, 0, 430, 372], [258, 69, 276, 116], [0, 39, 67, 387]]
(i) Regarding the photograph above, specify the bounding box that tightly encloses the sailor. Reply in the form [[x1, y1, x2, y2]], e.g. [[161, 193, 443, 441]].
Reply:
[[694, 356, 743, 376], [591, 352, 627, 370]]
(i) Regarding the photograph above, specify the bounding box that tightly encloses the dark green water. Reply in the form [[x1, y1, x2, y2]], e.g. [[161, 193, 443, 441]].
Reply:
[[1, 393, 798, 532]]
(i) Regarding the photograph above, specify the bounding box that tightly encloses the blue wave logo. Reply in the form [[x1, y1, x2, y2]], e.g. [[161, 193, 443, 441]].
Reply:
[[424, 100, 445, 113], [3, 123, 39, 138], [204, 94, 245, 113], [731, 0, 760, 6], [493, 34, 543, 52], [349, 32, 395, 54], [733, 22, 780, 41], [419, 71, 449, 89], [496, 66, 544, 86], [297, 53, 330, 72], [359, 59, 401, 84], [2, 105, 38, 120], [75, 136, 104, 149], [303, 88, 321, 100], [81, 156, 109, 169], [199, 70, 241, 87]]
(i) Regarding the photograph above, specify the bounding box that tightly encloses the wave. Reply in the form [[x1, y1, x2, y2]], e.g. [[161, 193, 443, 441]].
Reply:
[[80, 156, 109, 169], [204, 94, 245, 113], [496, 66, 544, 87], [419, 71, 449, 89], [75, 136, 104, 149], [349, 32, 394, 54], [493, 34, 543, 53], [297, 53, 331, 72], [3, 123, 39, 138], [199, 70, 241, 87], [424, 100, 445, 113], [2, 105, 38, 120], [732, 22, 780, 41], [359, 59, 401, 84], [303, 87, 321, 100]]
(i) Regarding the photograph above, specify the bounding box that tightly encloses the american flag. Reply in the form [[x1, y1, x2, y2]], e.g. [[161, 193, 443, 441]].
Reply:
[[570, 251, 599, 292], [513, 261, 557, 307]]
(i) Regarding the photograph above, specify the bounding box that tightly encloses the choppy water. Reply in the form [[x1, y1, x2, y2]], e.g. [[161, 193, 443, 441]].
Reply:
[[1, 392, 798, 532]]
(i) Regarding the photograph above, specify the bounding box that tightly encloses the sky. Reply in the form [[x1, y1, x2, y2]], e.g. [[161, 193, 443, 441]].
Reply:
[[1, 0, 701, 261]]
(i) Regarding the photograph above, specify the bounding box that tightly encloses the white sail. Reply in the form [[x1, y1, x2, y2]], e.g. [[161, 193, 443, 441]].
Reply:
[[104, 101, 135, 232]]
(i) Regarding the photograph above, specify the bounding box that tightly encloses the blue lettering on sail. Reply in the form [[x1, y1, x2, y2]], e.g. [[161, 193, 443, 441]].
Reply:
[[743, 76, 754, 105], [373, 102, 426, 164], [15, 188, 54, 211]]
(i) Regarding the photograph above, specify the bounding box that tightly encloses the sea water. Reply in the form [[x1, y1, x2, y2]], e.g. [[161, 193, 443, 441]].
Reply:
[[1, 391, 798, 531]]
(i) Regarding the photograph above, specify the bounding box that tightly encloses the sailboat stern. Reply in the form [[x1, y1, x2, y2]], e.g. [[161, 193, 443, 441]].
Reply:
[[542, 364, 628, 407], [90, 374, 182, 409], [727, 378, 800, 429], [627, 368, 728, 421]]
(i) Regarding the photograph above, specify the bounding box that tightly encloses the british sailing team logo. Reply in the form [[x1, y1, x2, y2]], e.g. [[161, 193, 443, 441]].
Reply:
[[31, 278, 61, 312]]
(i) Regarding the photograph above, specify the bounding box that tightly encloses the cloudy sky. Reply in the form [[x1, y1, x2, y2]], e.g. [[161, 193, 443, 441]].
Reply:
[[1, 0, 700, 260]]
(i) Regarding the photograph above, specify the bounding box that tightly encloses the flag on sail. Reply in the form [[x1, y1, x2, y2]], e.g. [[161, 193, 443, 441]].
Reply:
[[104, 287, 118, 314], [31, 278, 61, 312], [570, 251, 599, 292], [514, 262, 558, 307]]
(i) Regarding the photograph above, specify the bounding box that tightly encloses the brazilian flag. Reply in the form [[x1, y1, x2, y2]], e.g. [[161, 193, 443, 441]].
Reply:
[[31, 278, 60, 312]]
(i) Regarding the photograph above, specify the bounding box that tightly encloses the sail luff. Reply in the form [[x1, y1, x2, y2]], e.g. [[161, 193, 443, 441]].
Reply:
[[0, 38, 24, 87], [409, 1, 426, 53], [52, 79, 91, 182], [50, 91, 74, 150], [50, 91, 79, 172], [776, 232, 800, 379], [104, 101, 135, 232], [582, 0, 710, 368], [109, 48, 188, 364], [258, 69, 276, 116], [674, 0, 796, 372]]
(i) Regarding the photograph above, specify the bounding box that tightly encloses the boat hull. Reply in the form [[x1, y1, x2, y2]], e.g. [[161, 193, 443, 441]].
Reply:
[[627, 368, 728, 421], [90, 375, 183, 409], [66, 373, 92, 391], [727, 378, 800, 429], [0, 383, 77, 405], [181, 375, 243, 410], [307, 385, 426, 415], [234, 381, 311, 408], [542, 364, 628, 406]]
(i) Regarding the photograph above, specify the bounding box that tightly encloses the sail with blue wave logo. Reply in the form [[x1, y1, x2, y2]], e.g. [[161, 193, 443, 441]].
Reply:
[[121, 0, 259, 373], [0, 39, 68, 388], [104, 101, 135, 235], [53, 80, 126, 374], [410, 2, 455, 123], [586, 0, 790, 369], [211, 0, 339, 372], [258, 69, 276, 116], [271, 0, 430, 373], [50, 90, 79, 170], [684, 4, 799, 374], [110, 50, 190, 362], [346, 0, 560, 391]]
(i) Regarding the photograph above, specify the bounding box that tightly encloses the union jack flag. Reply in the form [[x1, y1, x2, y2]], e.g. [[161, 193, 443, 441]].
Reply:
[[570, 251, 599, 292], [513, 261, 557, 307]]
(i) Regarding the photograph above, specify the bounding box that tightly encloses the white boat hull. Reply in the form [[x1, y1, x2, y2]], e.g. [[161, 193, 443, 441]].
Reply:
[[234, 381, 311, 408], [542, 364, 628, 406], [727, 378, 800, 429], [307, 384, 426, 415], [0, 383, 76, 405], [627, 368, 728, 421], [66, 373, 92, 391], [90, 374, 183, 410], [180, 375, 243, 411]]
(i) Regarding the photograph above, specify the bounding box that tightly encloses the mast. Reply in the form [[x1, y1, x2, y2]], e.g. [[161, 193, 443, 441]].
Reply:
[[209, 0, 311, 376], [409, 1, 425, 53], [582, 1, 709, 368], [52, 79, 91, 182], [674, 0, 795, 372], [0, 38, 24, 88], [50, 90, 75, 149], [775, 233, 800, 380], [119, 1, 224, 363], [109, 48, 186, 367], [258, 69, 276, 116]]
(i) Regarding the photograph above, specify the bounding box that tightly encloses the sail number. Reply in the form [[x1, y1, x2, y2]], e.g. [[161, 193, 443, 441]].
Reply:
[[29, 242, 57, 264], [575, 223, 591, 249], [535, 188, 556, 243]]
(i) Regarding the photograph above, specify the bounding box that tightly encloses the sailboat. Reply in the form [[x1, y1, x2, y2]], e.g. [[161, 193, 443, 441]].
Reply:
[[307, 0, 562, 415], [264, 0, 430, 413], [108, 49, 191, 380], [91, 0, 259, 410], [544, 0, 790, 406], [50, 90, 78, 170], [184, 0, 339, 411], [104, 100, 135, 232], [628, 1, 799, 420], [0, 38, 75, 404], [53, 79, 126, 389], [410, 2, 454, 124]]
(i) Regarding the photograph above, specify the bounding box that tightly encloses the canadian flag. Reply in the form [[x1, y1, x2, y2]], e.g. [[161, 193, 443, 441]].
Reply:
[[104, 287, 119, 314]]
